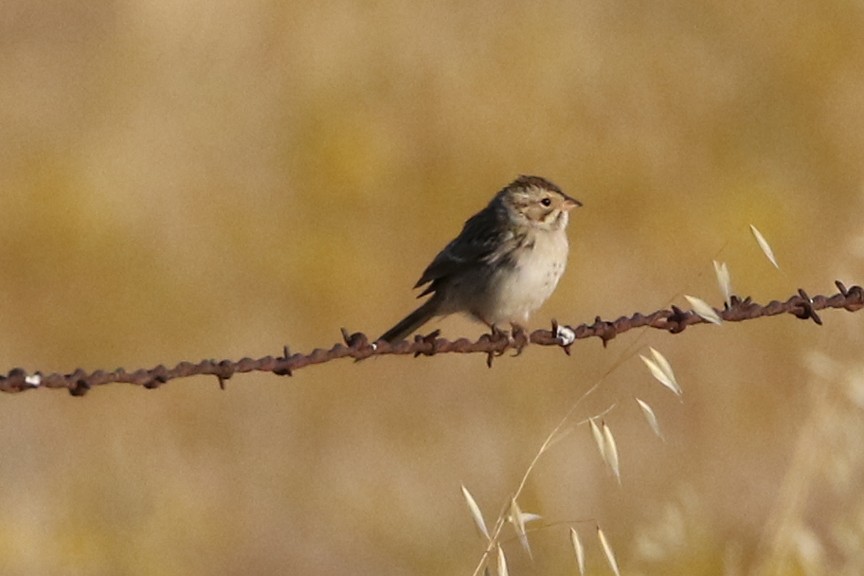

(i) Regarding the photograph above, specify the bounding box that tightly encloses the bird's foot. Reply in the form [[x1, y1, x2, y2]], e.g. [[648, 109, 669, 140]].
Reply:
[[483, 325, 511, 368], [510, 323, 529, 356]]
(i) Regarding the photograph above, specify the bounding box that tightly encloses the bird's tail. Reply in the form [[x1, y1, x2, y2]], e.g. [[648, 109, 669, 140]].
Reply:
[[378, 298, 440, 344]]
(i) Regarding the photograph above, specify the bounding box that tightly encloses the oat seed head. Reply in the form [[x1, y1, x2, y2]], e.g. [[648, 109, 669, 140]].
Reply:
[[641, 347, 683, 397], [589, 418, 606, 461], [461, 484, 490, 541], [602, 422, 622, 484], [713, 260, 732, 307], [685, 295, 723, 325], [636, 397, 664, 440], [509, 498, 532, 559], [598, 526, 622, 576], [570, 528, 586, 576], [750, 224, 780, 269], [496, 546, 509, 576]]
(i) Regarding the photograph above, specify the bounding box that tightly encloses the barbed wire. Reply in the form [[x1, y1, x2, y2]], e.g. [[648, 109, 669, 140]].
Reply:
[[2, 281, 861, 396]]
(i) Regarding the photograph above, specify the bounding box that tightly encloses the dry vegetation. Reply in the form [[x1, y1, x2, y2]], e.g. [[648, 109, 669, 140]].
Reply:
[[1, 1, 864, 574]]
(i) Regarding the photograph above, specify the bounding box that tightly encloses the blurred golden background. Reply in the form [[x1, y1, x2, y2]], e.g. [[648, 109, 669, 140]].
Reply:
[[1, 1, 863, 574]]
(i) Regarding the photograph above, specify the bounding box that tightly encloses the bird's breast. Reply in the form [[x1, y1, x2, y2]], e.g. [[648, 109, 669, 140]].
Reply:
[[480, 229, 570, 324]]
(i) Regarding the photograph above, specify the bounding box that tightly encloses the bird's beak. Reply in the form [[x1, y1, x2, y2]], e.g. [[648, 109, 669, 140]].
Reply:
[[562, 196, 583, 211]]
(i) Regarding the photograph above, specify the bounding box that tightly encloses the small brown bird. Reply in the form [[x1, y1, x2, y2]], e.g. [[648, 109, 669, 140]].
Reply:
[[379, 175, 581, 343]]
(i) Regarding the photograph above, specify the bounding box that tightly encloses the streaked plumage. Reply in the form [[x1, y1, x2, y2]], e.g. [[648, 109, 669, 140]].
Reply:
[[379, 175, 581, 343]]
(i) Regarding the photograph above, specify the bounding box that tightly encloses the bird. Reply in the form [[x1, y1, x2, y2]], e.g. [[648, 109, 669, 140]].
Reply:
[[378, 175, 581, 344]]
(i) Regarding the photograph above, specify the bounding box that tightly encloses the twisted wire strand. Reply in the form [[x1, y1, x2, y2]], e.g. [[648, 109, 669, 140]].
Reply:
[[3, 281, 861, 395]]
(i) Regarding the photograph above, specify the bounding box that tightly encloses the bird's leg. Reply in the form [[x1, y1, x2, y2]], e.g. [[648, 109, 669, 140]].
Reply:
[[488, 323, 510, 342]]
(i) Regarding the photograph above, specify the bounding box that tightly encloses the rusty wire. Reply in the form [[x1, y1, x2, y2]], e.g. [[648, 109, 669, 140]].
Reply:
[[2, 281, 861, 395]]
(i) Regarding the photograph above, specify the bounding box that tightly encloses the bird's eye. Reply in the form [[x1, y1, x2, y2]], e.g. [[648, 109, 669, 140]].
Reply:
[[540, 197, 552, 207]]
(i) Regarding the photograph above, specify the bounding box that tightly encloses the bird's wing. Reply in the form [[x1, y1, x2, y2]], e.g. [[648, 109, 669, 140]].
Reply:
[[414, 207, 515, 297]]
